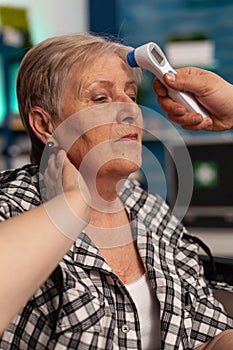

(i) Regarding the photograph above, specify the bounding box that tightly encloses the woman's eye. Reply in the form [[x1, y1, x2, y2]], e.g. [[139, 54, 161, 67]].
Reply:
[[94, 95, 108, 103], [127, 94, 137, 103], [130, 95, 137, 102]]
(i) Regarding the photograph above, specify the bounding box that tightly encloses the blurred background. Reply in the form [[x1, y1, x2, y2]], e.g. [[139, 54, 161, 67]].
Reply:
[[0, 0, 233, 261]]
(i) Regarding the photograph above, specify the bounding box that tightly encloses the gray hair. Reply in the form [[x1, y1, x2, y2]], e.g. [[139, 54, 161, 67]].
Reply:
[[16, 33, 141, 164]]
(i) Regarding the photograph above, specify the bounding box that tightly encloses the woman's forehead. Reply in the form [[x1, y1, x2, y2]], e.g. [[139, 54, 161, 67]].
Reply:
[[69, 53, 136, 86]]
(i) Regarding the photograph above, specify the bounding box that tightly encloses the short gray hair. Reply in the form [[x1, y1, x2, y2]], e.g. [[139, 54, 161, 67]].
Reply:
[[16, 33, 141, 164]]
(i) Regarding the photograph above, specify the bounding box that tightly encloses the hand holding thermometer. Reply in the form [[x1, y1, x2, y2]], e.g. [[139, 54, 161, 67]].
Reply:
[[127, 42, 209, 119]]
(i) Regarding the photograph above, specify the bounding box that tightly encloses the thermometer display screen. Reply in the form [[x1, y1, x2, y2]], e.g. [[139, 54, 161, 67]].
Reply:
[[151, 47, 163, 64]]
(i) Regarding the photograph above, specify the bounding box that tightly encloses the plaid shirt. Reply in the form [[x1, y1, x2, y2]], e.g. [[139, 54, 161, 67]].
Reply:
[[0, 164, 232, 350]]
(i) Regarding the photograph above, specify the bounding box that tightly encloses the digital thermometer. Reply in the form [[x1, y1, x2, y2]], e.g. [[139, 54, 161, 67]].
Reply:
[[127, 42, 209, 119]]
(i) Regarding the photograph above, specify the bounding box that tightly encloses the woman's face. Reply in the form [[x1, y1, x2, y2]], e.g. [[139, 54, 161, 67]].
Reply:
[[57, 53, 143, 180]]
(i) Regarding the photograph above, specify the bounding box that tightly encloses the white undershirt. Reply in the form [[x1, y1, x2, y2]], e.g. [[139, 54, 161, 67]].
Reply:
[[125, 274, 161, 350]]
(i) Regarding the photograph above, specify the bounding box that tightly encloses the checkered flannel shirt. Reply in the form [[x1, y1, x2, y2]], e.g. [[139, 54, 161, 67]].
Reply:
[[0, 164, 232, 350]]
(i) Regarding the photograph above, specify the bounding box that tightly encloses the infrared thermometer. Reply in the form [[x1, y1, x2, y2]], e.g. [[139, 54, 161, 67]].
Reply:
[[127, 42, 209, 118]]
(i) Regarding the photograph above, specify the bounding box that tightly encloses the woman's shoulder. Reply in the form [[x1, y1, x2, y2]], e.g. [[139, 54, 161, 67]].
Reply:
[[0, 163, 39, 187], [121, 179, 194, 247], [0, 163, 41, 217]]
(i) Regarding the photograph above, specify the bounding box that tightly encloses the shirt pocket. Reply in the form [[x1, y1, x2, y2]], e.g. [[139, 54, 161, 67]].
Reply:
[[33, 282, 106, 334], [57, 288, 106, 334]]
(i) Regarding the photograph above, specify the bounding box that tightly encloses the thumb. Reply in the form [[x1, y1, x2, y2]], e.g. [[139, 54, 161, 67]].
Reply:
[[163, 67, 202, 94]]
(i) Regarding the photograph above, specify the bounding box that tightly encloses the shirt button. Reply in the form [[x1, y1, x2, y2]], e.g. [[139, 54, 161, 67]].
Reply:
[[121, 324, 130, 333]]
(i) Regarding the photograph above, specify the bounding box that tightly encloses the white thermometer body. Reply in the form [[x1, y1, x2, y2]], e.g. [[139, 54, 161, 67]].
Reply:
[[127, 42, 209, 119]]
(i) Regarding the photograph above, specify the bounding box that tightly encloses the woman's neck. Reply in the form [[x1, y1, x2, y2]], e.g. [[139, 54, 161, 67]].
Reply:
[[86, 173, 127, 211], [86, 205, 133, 249]]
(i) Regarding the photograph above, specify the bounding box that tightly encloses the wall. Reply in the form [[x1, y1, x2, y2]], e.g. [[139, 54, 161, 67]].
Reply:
[[0, 0, 88, 123], [0, 0, 88, 169], [0, 0, 88, 43]]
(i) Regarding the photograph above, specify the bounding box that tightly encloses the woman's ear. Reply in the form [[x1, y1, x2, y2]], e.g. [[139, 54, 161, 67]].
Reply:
[[29, 107, 54, 144]]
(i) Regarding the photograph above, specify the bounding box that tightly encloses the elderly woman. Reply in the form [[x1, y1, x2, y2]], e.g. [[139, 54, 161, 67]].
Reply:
[[0, 33, 232, 350]]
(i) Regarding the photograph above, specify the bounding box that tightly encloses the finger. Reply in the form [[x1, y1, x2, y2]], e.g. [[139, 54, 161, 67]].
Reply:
[[55, 149, 67, 169], [62, 157, 91, 205], [181, 117, 213, 131], [163, 67, 203, 92], [45, 153, 57, 178], [153, 78, 167, 96], [40, 140, 64, 174], [168, 112, 204, 126], [157, 95, 186, 116], [157, 94, 211, 129], [44, 150, 66, 186], [44, 154, 64, 199]]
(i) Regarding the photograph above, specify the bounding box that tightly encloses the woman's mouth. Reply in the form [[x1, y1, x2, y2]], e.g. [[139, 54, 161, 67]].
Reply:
[[117, 133, 139, 141]]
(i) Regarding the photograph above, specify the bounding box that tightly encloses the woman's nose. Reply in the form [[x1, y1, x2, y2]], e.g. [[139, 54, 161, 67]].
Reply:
[[114, 93, 135, 104], [115, 102, 141, 124]]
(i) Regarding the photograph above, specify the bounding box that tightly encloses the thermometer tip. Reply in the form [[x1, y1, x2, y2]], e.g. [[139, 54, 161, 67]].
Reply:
[[127, 50, 139, 68]]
